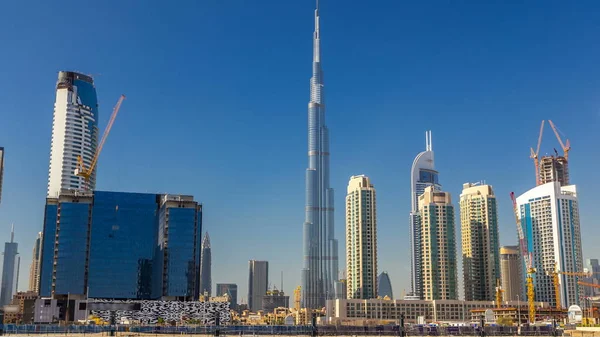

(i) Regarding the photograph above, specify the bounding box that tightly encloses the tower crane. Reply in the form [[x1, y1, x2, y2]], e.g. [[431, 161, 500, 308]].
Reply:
[[548, 120, 571, 161], [530, 120, 545, 186], [510, 192, 536, 324], [75, 94, 126, 189], [549, 268, 598, 309], [495, 279, 504, 308], [294, 286, 301, 311]]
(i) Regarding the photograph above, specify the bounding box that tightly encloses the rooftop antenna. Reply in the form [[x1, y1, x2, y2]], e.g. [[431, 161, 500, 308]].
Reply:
[[10, 224, 14, 243]]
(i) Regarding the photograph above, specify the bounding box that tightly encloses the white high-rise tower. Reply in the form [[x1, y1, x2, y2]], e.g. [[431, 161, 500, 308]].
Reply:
[[47, 71, 99, 197], [409, 131, 440, 299]]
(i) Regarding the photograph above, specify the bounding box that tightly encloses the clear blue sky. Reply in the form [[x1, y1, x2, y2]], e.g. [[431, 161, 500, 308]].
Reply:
[[0, 0, 599, 301]]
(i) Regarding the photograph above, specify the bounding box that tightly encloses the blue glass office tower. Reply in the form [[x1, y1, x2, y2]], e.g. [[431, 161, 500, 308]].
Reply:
[[301, 2, 339, 309], [0, 226, 20, 306], [39, 191, 202, 300]]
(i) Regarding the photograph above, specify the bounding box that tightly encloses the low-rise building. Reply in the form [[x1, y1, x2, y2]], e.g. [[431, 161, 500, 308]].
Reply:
[[327, 299, 551, 324], [4, 291, 38, 323]]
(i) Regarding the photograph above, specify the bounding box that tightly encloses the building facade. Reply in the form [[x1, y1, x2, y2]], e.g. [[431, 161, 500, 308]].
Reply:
[[377, 272, 393, 299], [47, 71, 99, 197], [28, 232, 42, 294], [39, 190, 202, 301], [409, 131, 440, 299], [216, 283, 238, 310], [346, 175, 377, 300], [539, 155, 569, 186], [262, 289, 290, 312], [584, 259, 600, 297], [460, 183, 500, 301], [516, 181, 583, 308], [1, 226, 20, 306], [301, 2, 339, 309], [419, 187, 457, 300], [248, 260, 268, 311], [334, 279, 347, 300], [500, 246, 523, 301], [326, 298, 549, 324], [199, 233, 212, 297]]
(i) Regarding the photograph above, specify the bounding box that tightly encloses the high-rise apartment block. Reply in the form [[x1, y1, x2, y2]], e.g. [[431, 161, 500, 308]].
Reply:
[[301, 2, 339, 309], [1, 226, 20, 306], [0, 147, 4, 205], [377, 272, 393, 299], [39, 190, 202, 300], [216, 283, 238, 310], [516, 181, 583, 308], [409, 131, 440, 299], [419, 187, 457, 300], [500, 246, 523, 301], [47, 71, 99, 197], [460, 183, 500, 301], [346, 175, 378, 299], [248, 260, 268, 311], [199, 233, 212, 297], [28, 232, 42, 294]]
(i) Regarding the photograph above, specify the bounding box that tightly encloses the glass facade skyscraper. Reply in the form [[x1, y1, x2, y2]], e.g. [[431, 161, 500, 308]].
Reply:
[[377, 272, 393, 299], [88, 191, 158, 299], [39, 191, 202, 301], [216, 283, 237, 310], [199, 233, 212, 297], [0, 226, 19, 306], [302, 1, 339, 309]]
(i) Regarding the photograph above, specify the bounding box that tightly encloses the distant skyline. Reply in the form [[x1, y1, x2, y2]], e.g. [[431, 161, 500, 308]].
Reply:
[[0, 0, 600, 302]]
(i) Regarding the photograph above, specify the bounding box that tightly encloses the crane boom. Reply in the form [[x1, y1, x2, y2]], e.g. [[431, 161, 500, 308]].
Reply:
[[548, 120, 571, 160], [530, 120, 545, 186], [76, 94, 126, 187]]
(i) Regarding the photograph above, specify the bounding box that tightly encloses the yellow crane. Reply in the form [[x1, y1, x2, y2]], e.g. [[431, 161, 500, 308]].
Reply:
[[75, 94, 126, 189], [510, 192, 536, 324], [548, 120, 571, 161], [495, 279, 504, 308], [530, 120, 545, 186], [294, 286, 301, 311], [549, 267, 598, 309]]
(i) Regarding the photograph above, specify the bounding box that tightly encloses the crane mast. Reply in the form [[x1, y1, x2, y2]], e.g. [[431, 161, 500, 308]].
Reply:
[[510, 192, 536, 324]]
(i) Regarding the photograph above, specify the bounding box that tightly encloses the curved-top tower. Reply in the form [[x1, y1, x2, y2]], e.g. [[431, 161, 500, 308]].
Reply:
[[409, 131, 441, 299], [377, 271, 393, 299], [302, 1, 338, 309], [47, 71, 99, 197]]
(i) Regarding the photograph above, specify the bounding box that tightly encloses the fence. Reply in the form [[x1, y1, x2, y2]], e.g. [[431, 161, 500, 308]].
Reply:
[[0, 324, 564, 336]]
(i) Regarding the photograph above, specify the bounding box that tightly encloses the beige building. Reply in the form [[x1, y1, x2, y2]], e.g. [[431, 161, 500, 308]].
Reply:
[[500, 246, 523, 301], [460, 183, 500, 301], [28, 232, 42, 294], [326, 298, 550, 324], [419, 187, 457, 300], [346, 175, 377, 299]]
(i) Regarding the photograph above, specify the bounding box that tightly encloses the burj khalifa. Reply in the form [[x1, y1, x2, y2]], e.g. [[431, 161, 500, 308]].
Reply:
[[301, 2, 339, 310]]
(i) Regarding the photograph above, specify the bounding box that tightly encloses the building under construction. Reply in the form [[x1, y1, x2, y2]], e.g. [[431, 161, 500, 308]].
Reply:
[[262, 289, 290, 312], [539, 154, 569, 186]]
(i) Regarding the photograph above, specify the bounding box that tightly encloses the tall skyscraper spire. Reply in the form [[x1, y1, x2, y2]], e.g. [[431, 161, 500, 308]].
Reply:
[[302, 0, 338, 309]]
